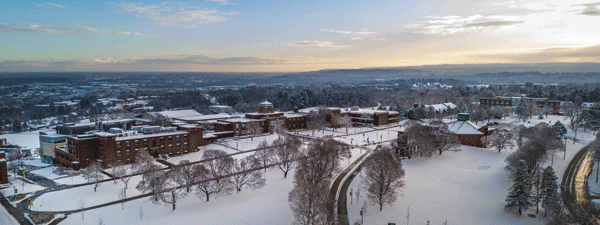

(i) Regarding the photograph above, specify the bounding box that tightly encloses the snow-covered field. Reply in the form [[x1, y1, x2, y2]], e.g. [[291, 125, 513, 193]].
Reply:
[[33, 175, 144, 212], [0, 205, 19, 225], [2, 115, 598, 225], [0, 131, 40, 149], [58, 168, 295, 225], [0, 177, 46, 197]]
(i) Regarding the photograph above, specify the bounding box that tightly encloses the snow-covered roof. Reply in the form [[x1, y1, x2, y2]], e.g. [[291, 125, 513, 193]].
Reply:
[[222, 118, 264, 123], [177, 114, 239, 122], [284, 113, 305, 118], [154, 110, 202, 119], [447, 121, 483, 135], [423, 103, 457, 112], [259, 101, 273, 106]]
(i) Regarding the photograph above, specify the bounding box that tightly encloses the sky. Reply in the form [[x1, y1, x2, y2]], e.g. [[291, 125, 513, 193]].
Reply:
[[1, 0, 599, 72]]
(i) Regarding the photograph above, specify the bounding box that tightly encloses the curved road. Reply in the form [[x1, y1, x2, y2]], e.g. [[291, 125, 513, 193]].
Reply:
[[561, 141, 600, 224]]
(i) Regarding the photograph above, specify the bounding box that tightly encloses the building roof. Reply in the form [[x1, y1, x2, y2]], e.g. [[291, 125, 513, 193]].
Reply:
[[178, 114, 239, 122], [154, 109, 202, 119], [447, 121, 483, 135], [259, 101, 273, 106], [222, 118, 264, 123]]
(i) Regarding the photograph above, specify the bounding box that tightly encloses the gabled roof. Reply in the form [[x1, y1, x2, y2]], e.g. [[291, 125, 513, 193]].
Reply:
[[447, 121, 483, 135]]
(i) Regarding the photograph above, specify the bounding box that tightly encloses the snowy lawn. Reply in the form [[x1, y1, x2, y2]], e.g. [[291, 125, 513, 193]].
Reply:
[[52, 173, 108, 186], [0, 204, 19, 225], [33, 175, 144, 212], [0, 131, 40, 149], [0, 177, 45, 197], [57, 168, 296, 225], [30, 167, 71, 180]]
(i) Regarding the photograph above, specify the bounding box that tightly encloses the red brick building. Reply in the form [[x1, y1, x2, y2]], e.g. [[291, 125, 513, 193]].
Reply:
[[55, 124, 204, 170], [480, 97, 560, 115], [0, 151, 8, 184]]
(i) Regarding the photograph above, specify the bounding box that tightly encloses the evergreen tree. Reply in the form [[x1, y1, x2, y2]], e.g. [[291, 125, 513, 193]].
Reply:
[[505, 160, 533, 216], [540, 166, 559, 216], [515, 99, 527, 120], [552, 121, 567, 138]]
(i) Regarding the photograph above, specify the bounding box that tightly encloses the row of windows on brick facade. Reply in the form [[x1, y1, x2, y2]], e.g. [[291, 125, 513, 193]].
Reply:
[[115, 134, 188, 148], [116, 142, 189, 156]]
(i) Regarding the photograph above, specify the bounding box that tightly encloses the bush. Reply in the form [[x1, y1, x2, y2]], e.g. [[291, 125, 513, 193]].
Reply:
[[28, 211, 54, 224]]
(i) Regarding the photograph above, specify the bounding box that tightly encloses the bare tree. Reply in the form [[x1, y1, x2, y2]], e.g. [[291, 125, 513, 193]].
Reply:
[[307, 137, 351, 177], [118, 188, 126, 210], [231, 156, 265, 192], [113, 164, 132, 198], [432, 125, 460, 155], [307, 106, 328, 132], [483, 130, 515, 152], [107, 162, 121, 184], [7, 148, 24, 177], [78, 197, 86, 221], [156, 169, 187, 211], [82, 161, 103, 192], [272, 135, 302, 178], [194, 164, 233, 201], [139, 205, 143, 222], [253, 140, 273, 172], [406, 206, 410, 225], [288, 179, 329, 225], [246, 122, 263, 141], [132, 148, 158, 182], [201, 149, 234, 183], [365, 150, 405, 211], [177, 160, 197, 192]]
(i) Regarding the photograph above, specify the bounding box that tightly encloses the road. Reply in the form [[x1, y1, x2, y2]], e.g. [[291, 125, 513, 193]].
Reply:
[[561, 141, 600, 224]]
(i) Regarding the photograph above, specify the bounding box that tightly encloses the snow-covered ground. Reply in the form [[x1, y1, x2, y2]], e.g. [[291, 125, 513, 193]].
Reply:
[[3, 114, 596, 225], [0, 131, 40, 149], [30, 167, 71, 180], [345, 115, 594, 225], [0, 177, 46, 197], [0, 205, 19, 225], [57, 168, 296, 225], [33, 175, 144, 212]]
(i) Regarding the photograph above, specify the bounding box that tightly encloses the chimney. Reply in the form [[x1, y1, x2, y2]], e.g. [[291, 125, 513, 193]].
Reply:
[[293, 107, 299, 113]]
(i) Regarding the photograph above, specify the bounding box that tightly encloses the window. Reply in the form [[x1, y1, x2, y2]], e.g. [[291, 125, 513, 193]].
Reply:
[[126, 141, 130, 146], [126, 150, 130, 155], [169, 144, 172, 149], [143, 147, 147, 150], [116, 142, 121, 148], [135, 140, 139, 145], [135, 148, 139, 154], [176, 135, 180, 141], [117, 151, 122, 156], [126, 159, 131, 164], [168, 136, 172, 141], [184, 134, 188, 139], [143, 139, 147, 144], [161, 145, 165, 150], [184, 142, 188, 147], [160, 137, 165, 142], [177, 143, 180, 148]]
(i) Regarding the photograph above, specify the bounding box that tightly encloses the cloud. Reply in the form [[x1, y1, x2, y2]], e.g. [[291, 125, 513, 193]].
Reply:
[[35, 3, 67, 8], [0, 55, 285, 72], [578, 2, 600, 16], [206, 0, 235, 5], [0, 23, 117, 36], [119, 3, 233, 26], [411, 14, 524, 35], [320, 29, 375, 35], [287, 41, 350, 50], [116, 31, 155, 37], [472, 45, 600, 62], [0, 22, 66, 34]]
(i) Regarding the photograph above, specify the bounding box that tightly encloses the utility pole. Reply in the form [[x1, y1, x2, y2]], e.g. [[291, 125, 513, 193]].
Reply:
[[360, 207, 363, 225]]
